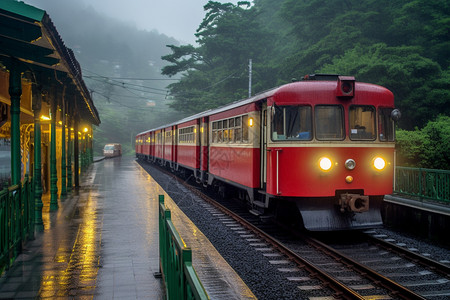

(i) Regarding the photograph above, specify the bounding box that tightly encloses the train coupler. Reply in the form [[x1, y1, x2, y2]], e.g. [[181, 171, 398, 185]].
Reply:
[[338, 194, 369, 213]]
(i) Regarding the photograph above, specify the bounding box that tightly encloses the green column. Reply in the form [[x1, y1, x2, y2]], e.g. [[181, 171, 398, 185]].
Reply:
[[32, 85, 43, 228], [49, 96, 58, 211], [89, 130, 94, 163], [60, 101, 66, 196], [74, 119, 79, 188], [67, 116, 72, 191], [8, 64, 22, 186]]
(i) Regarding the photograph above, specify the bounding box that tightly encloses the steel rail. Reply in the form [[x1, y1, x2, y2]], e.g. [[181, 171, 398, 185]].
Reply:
[[142, 161, 426, 299], [193, 190, 365, 300], [152, 165, 364, 299], [190, 184, 425, 300], [366, 234, 450, 279], [298, 233, 427, 300]]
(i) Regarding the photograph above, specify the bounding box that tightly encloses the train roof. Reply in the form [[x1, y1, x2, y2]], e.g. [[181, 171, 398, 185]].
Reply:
[[137, 85, 279, 135], [136, 76, 393, 136]]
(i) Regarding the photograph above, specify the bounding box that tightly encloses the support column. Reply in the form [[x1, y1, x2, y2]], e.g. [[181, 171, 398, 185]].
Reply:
[[67, 115, 72, 191], [74, 118, 79, 188], [49, 91, 58, 211], [60, 89, 66, 197], [89, 129, 93, 164], [32, 84, 43, 228], [8, 63, 22, 186]]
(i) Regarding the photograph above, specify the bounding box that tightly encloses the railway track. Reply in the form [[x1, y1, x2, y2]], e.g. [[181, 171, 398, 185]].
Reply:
[[140, 161, 449, 299], [200, 196, 428, 299]]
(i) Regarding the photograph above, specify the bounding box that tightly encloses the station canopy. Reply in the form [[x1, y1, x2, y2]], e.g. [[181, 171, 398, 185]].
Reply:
[[0, 0, 100, 125]]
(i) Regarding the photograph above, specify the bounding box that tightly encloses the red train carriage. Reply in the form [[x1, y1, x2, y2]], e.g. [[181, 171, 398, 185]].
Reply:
[[175, 119, 199, 171], [208, 103, 261, 191], [136, 74, 400, 231]]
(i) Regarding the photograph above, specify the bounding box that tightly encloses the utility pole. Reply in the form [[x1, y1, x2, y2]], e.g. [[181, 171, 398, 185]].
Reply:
[[248, 59, 252, 98]]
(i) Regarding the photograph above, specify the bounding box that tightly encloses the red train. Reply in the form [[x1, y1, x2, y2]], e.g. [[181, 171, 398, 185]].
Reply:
[[136, 74, 400, 230]]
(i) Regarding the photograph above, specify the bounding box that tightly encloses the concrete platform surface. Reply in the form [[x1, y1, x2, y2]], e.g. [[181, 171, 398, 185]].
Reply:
[[0, 156, 254, 299]]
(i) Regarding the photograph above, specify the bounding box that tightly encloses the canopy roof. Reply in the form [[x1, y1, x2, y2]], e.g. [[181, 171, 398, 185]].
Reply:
[[0, 0, 100, 125]]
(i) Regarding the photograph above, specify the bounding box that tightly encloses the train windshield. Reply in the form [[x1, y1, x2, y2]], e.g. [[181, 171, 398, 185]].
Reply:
[[271, 105, 312, 141], [349, 105, 376, 140], [315, 105, 344, 140], [378, 108, 395, 142]]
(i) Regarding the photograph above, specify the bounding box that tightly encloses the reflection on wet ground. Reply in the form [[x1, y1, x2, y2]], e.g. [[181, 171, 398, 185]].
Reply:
[[0, 156, 165, 299]]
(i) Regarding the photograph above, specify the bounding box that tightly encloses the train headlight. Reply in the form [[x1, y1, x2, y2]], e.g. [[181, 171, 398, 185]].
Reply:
[[319, 157, 332, 172], [373, 157, 386, 170], [345, 159, 356, 170]]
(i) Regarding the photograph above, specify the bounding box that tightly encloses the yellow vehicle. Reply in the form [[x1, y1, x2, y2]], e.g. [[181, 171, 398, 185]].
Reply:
[[103, 143, 122, 158]]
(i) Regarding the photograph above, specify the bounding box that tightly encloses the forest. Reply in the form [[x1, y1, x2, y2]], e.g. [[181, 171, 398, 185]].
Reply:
[[46, 0, 449, 169], [161, 0, 450, 169]]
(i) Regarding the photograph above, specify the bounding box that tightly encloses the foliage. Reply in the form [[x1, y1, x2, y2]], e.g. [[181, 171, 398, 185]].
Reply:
[[396, 116, 450, 169], [162, 0, 449, 133], [319, 44, 449, 129], [40, 1, 184, 155], [162, 1, 275, 113]]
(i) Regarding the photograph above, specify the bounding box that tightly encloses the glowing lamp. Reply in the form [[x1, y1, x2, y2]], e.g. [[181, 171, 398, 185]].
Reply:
[[319, 157, 332, 171], [373, 157, 386, 170]]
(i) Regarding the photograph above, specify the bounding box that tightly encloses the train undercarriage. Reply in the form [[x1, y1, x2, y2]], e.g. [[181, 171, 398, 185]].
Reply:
[[138, 155, 384, 231]]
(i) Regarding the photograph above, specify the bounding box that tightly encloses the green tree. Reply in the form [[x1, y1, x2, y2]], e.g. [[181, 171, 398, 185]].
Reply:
[[162, 0, 449, 131], [396, 115, 450, 169], [162, 1, 274, 113], [420, 115, 450, 169], [319, 43, 449, 129]]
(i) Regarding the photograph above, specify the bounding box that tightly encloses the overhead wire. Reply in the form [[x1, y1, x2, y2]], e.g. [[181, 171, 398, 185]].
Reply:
[[85, 75, 179, 81], [85, 76, 167, 96]]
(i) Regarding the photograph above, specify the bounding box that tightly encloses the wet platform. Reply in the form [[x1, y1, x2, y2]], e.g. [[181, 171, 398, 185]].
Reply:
[[0, 156, 255, 299]]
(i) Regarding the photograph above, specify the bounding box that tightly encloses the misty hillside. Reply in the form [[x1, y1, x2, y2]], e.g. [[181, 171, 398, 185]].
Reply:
[[38, 1, 185, 155]]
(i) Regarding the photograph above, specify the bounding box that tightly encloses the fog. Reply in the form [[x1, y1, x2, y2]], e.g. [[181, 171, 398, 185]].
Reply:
[[23, 0, 240, 44]]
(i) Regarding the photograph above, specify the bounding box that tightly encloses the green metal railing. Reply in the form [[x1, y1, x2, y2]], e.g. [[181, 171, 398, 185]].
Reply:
[[395, 167, 450, 203], [158, 195, 209, 300], [0, 175, 34, 274]]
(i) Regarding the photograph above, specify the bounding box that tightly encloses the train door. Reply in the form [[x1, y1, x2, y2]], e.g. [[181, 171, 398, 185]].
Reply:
[[151, 132, 155, 161], [162, 128, 165, 163], [173, 125, 178, 170], [200, 116, 209, 184], [260, 102, 267, 189], [196, 119, 201, 170], [171, 125, 176, 167]]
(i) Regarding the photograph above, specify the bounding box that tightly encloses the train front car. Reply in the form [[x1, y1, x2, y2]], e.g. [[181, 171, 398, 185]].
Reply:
[[265, 75, 398, 231]]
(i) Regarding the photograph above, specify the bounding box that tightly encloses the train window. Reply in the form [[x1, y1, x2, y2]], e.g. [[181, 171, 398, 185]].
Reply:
[[271, 105, 312, 141], [235, 117, 242, 143], [315, 105, 344, 140], [242, 115, 249, 143], [165, 130, 172, 143], [235, 116, 241, 127], [228, 118, 235, 142], [378, 108, 395, 142], [349, 106, 376, 140], [211, 116, 248, 144], [223, 129, 229, 142], [179, 127, 195, 144]]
